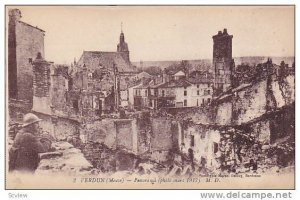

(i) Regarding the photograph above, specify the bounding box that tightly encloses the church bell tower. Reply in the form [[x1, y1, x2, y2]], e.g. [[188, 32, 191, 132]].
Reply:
[[117, 23, 130, 62]]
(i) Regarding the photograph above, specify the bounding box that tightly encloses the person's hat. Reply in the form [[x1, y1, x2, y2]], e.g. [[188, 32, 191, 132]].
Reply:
[[22, 113, 42, 127]]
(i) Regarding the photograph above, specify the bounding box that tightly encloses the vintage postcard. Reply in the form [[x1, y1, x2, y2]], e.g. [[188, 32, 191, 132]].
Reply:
[[5, 5, 295, 189]]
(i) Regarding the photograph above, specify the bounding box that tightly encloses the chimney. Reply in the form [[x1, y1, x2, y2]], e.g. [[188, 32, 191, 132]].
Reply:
[[9, 9, 22, 23], [223, 28, 228, 34]]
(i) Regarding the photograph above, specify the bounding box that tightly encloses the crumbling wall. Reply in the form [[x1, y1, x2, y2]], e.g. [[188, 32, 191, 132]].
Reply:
[[150, 150, 170, 164], [115, 151, 138, 171], [115, 119, 138, 154], [180, 124, 221, 169], [165, 107, 213, 124], [136, 112, 151, 155], [33, 113, 80, 142], [251, 120, 271, 144], [151, 118, 177, 151], [233, 80, 267, 125], [36, 141, 93, 176], [232, 75, 294, 126], [217, 104, 294, 173], [271, 75, 295, 108], [150, 118, 179, 163], [284, 75, 295, 104], [54, 118, 80, 141], [215, 101, 232, 125], [15, 20, 45, 103], [269, 104, 295, 144], [32, 59, 52, 115], [82, 119, 117, 149], [191, 108, 214, 124], [50, 74, 67, 112], [82, 142, 116, 172]]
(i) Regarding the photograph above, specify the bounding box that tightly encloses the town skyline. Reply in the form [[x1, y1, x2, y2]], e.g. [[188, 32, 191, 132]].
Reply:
[[7, 6, 294, 64]]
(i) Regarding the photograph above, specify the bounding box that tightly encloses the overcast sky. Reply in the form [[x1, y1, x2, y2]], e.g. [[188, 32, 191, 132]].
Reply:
[[7, 6, 294, 64]]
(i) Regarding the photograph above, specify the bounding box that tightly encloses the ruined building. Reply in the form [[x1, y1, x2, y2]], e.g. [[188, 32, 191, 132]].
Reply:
[[212, 29, 235, 96], [73, 30, 137, 112], [8, 9, 45, 106], [7, 9, 295, 175]]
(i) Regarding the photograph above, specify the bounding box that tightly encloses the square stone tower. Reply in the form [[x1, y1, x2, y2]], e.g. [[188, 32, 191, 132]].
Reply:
[[212, 28, 235, 95]]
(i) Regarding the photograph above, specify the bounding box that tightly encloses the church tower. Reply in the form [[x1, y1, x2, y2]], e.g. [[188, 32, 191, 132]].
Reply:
[[212, 28, 235, 96], [117, 24, 130, 62]]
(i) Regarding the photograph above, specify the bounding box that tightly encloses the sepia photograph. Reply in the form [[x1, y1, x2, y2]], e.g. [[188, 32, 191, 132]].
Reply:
[[5, 5, 295, 189]]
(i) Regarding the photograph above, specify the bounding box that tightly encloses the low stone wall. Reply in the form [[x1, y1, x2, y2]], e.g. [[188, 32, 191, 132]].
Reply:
[[36, 141, 93, 176], [33, 112, 81, 142]]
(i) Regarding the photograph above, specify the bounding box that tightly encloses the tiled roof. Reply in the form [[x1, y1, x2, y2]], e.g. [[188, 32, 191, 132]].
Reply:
[[127, 79, 142, 88], [157, 79, 191, 88], [187, 77, 213, 84], [135, 79, 154, 89], [77, 51, 137, 73], [150, 82, 165, 89], [231, 83, 252, 93], [165, 68, 184, 75]]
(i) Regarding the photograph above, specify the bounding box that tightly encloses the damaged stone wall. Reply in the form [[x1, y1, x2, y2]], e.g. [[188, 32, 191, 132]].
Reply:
[[14, 14, 45, 103], [32, 57, 52, 115], [81, 142, 116, 172], [150, 118, 180, 163], [268, 104, 294, 144], [136, 112, 151, 155], [81, 119, 117, 149], [250, 120, 271, 144], [270, 74, 295, 109], [216, 103, 294, 173], [161, 107, 214, 125], [180, 123, 221, 170], [81, 115, 180, 169], [151, 118, 178, 151], [82, 117, 147, 155], [115, 119, 138, 154], [50, 69, 68, 113], [34, 112, 81, 142], [81, 92, 102, 118], [36, 141, 93, 176], [215, 100, 232, 125], [50, 67, 81, 119], [214, 74, 295, 127], [233, 80, 268, 125]]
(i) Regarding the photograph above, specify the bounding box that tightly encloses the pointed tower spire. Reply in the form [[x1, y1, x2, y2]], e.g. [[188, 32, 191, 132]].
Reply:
[[117, 23, 130, 62]]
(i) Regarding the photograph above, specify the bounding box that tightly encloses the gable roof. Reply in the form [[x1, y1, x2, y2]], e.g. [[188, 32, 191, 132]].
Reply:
[[135, 79, 154, 89], [150, 82, 165, 89], [157, 79, 191, 88], [187, 77, 214, 84], [138, 71, 152, 76], [18, 21, 45, 32], [76, 51, 137, 73], [165, 68, 185, 76], [173, 70, 186, 76]]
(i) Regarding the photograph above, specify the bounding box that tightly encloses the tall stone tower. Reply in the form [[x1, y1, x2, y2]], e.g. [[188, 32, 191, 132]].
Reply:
[[212, 28, 234, 95], [117, 28, 130, 62]]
